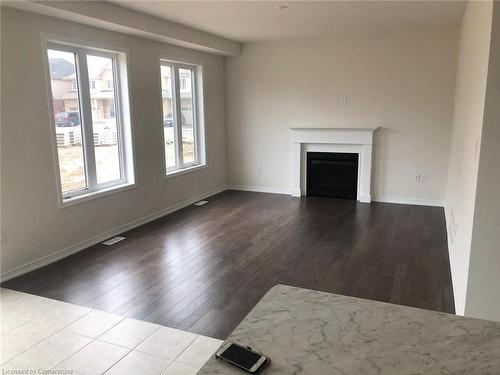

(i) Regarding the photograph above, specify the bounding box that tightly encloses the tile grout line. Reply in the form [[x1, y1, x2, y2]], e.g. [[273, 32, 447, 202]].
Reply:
[[96, 326, 170, 375], [95, 324, 160, 351], [82, 347, 132, 375], [170, 334, 199, 364], [132, 328, 199, 361], [2, 290, 221, 373], [172, 335, 223, 370], [99, 324, 164, 374], [0, 316, 32, 336], [1, 307, 95, 366], [60, 319, 165, 374], [0, 290, 60, 328], [65, 313, 126, 340], [49, 313, 131, 371]]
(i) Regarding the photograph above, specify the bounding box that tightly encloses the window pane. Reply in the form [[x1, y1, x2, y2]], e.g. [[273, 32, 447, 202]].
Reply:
[[86, 55, 121, 184], [179, 68, 195, 165], [161, 65, 176, 169], [48, 49, 87, 193]]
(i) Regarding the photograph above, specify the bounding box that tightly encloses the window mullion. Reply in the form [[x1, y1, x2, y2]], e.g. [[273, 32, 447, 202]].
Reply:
[[191, 69, 198, 165], [77, 51, 97, 191], [173, 66, 184, 168], [111, 57, 126, 183]]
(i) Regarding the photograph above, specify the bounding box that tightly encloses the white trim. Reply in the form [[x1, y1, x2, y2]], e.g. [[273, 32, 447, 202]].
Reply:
[[227, 185, 292, 195], [0, 186, 227, 282], [443, 202, 464, 315], [43, 35, 136, 207], [42, 32, 132, 56], [159, 58, 206, 176], [173, 64, 184, 168], [230, 185, 444, 207], [373, 196, 444, 207], [60, 182, 137, 208], [290, 127, 378, 203], [164, 164, 207, 180]]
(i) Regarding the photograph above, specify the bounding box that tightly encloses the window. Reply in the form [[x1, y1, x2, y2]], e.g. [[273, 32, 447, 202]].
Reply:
[[160, 60, 204, 174], [46, 42, 134, 204]]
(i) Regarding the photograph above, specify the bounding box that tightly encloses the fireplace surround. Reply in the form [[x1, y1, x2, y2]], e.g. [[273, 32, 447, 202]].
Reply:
[[289, 127, 378, 203]]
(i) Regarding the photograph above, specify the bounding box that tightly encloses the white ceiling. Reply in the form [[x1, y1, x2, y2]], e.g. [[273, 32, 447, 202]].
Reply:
[[111, 1, 467, 43]]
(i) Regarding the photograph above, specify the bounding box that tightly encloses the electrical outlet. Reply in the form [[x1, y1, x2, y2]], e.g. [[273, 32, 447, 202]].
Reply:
[[341, 95, 348, 105], [421, 174, 427, 184], [415, 174, 421, 184], [257, 166, 263, 175]]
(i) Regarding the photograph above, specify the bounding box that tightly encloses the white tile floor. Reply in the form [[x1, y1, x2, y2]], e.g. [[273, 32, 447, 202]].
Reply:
[[0, 288, 223, 374]]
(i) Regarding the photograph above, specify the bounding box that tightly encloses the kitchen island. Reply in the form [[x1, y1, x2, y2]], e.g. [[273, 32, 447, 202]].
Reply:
[[198, 284, 500, 374]]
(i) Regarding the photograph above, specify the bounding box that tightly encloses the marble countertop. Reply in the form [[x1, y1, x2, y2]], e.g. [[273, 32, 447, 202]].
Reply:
[[198, 284, 500, 374]]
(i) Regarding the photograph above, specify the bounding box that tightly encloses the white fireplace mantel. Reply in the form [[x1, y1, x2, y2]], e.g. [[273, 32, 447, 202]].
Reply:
[[290, 127, 378, 203]]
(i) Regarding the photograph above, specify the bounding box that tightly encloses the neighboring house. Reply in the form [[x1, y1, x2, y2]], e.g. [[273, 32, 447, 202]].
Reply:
[[161, 70, 194, 125], [48, 58, 74, 114], [49, 57, 118, 147], [49, 57, 192, 126], [49, 57, 116, 121]]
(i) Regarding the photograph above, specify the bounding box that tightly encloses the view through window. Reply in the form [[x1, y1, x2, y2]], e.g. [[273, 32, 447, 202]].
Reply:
[[47, 43, 130, 200], [179, 68, 195, 165], [160, 61, 202, 174], [161, 65, 176, 169], [48, 49, 87, 193], [87, 55, 121, 184]]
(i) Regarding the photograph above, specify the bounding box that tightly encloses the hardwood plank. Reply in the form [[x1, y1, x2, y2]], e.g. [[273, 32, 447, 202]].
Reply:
[[1, 191, 455, 339]]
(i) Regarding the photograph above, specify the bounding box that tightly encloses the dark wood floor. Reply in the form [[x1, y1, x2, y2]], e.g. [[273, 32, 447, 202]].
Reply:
[[2, 191, 454, 339]]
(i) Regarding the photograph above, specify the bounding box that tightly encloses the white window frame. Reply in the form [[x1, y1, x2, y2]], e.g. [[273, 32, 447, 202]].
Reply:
[[44, 38, 135, 207], [159, 59, 206, 176]]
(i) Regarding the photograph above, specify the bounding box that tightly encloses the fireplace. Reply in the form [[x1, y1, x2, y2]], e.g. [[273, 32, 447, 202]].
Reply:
[[307, 152, 358, 199], [289, 127, 377, 202]]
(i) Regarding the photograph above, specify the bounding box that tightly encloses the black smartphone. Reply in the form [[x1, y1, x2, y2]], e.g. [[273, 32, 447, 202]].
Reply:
[[215, 341, 269, 373]]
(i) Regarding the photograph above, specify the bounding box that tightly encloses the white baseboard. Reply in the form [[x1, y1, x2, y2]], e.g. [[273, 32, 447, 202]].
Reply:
[[443, 202, 464, 315], [0, 186, 227, 283], [358, 193, 371, 203], [373, 195, 444, 207], [228, 186, 444, 207], [227, 185, 292, 195]]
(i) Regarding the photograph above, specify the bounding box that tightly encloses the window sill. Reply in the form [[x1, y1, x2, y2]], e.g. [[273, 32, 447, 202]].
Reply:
[[60, 182, 136, 208], [165, 164, 206, 180]]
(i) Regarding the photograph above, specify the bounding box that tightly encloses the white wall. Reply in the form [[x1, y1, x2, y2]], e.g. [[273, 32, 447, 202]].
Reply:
[[444, 0, 493, 315], [225, 28, 459, 205], [465, 1, 500, 321], [0, 8, 227, 278]]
